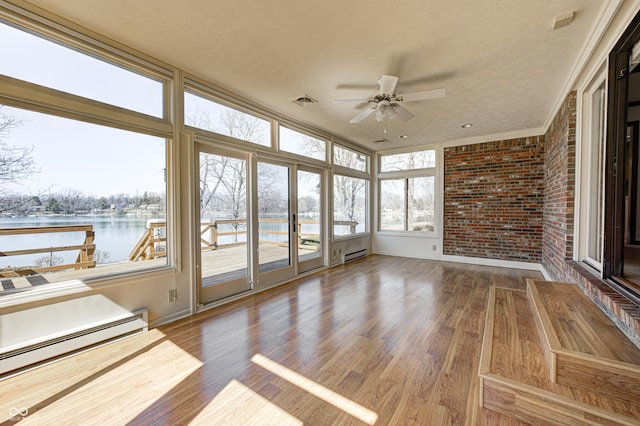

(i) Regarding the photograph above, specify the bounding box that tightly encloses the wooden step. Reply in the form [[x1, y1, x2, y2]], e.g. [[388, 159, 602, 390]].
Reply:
[[527, 279, 640, 406], [479, 286, 640, 425]]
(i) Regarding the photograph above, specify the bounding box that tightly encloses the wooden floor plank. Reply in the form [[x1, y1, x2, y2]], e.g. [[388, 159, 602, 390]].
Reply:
[[531, 280, 640, 364], [485, 286, 640, 422], [0, 255, 557, 425]]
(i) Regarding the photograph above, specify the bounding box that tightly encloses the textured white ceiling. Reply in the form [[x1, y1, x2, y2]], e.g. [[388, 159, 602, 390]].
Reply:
[[25, 0, 605, 150]]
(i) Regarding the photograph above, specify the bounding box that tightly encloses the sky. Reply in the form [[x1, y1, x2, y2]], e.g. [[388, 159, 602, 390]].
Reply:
[[0, 20, 324, 199], [0, 21, 166, 197], [2, 106, 166, 197]]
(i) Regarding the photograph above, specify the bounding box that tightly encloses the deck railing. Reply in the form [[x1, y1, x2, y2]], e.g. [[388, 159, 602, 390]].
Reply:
[[0, 219, 360, 271], [195, 218, 358, 252], [0, 225, 96, 277], [129, 221, 167, 261]]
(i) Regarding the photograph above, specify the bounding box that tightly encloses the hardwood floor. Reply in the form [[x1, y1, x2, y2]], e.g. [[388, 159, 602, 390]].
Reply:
[[0, 255, 543, 425], [480, 285, 640, 424]]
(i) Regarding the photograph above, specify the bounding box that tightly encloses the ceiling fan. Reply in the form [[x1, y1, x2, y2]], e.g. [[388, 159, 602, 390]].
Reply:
[[334, 75, 445, 132]]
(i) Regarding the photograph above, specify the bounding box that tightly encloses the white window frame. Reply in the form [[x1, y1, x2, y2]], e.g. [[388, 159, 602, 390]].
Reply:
[[0, 8, 176, 293], [377, 146, 438, 236], [278, 123, 329, 165], [184, 80, 275, 151], [576, 65, 607, 272], [331, 142, 370, 240], [333, 143, 369, 173]]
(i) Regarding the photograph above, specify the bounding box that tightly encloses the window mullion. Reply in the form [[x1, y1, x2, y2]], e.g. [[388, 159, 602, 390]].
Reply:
[[405, 178, 409, 231]]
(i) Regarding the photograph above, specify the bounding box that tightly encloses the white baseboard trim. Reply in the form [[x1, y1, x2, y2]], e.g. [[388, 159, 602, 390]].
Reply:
[[373, 250, 545, 273], [440, 254, 543, 271], [149, 308, 191, 328], [373, 250, 439, 260]]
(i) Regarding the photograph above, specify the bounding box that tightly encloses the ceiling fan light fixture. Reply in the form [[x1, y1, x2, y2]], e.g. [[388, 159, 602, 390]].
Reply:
[[338, 75, 446, 125]]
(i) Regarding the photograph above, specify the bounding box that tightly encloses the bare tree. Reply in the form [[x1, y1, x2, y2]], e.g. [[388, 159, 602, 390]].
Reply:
[[0, 106, 37, 208], [187, 105, 268, 145], [407, 154, 416, 231], [189, 108, 254, 221], [299, 195, 317, 213], [190, 107, 279, 243], [94, 250, 111, 264], [410, 177, 435, 231], [331, 145, 367, 233], [302, 138, 367, 231], [200, 154, 247, 221], [380, 150, 435, 230], [334, 174, 366, 224], [34, 253, 64, 267], [58, 188, 86, 214]]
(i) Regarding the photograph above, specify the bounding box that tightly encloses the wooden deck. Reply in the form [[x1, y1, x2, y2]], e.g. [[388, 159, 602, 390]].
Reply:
[[0, 244, 318, 293], [0, 255, 544, 425], [201, 243, 318, 283]]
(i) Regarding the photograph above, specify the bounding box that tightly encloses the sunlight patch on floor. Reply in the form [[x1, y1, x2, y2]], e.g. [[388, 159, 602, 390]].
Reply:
[[9, 336, 202, 425], [190, 379, 302, 425], [251, 353, 378, 425]]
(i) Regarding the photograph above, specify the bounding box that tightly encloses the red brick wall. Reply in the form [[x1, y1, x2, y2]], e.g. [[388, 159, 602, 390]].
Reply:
[[540, 91, 639, 347], [542, 91, 576, 278], [443, 137, 545, 262]]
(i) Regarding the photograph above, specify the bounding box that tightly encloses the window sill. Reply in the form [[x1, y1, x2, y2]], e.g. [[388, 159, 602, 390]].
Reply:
[[0, 266, 176, 310], [332, 232, 370, 242], [375, 230, 438, 239]]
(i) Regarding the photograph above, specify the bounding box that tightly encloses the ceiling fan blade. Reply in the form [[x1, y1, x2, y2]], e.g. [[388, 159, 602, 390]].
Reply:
[[378, 75, 399, 95], [349, 105, 376, 123], [391, 104, 414, 121], [396, 88, 446, 102]]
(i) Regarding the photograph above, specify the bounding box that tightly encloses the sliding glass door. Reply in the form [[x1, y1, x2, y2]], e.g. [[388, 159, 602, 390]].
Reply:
[[297, 167, 324, 273], [196, 150, 326, 304], [256, 161, 295, 286], [197, 146, 251, 304]]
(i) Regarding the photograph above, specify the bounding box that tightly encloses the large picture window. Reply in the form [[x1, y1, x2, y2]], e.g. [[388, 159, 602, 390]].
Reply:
[[184, 90, 271, 147], [380, 177, 435, 232], [333, 175, 368, 236], [0, 20, 164, 118], [378, 148, 436, 233], [334, 144, 367, 172], [0, 16, 171, 294], [332, 143, 370, 238], [0, 106, 168, 287], [279, 126, 327, 162], [380, 149, 435, 172]]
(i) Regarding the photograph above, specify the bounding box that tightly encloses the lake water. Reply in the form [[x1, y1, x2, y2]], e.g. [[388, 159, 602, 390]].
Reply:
[[0, 216, 153, 267], [0, 215, 337, 268]]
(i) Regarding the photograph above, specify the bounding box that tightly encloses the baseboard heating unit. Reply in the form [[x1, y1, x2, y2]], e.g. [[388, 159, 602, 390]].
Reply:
[[341, 248, 368, 263], [0, 295, 148, 377]]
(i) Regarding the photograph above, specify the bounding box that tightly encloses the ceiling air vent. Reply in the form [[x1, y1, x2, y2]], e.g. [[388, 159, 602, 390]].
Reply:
[[291, 95, 318, 107], [374, 138, 390, 144]]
